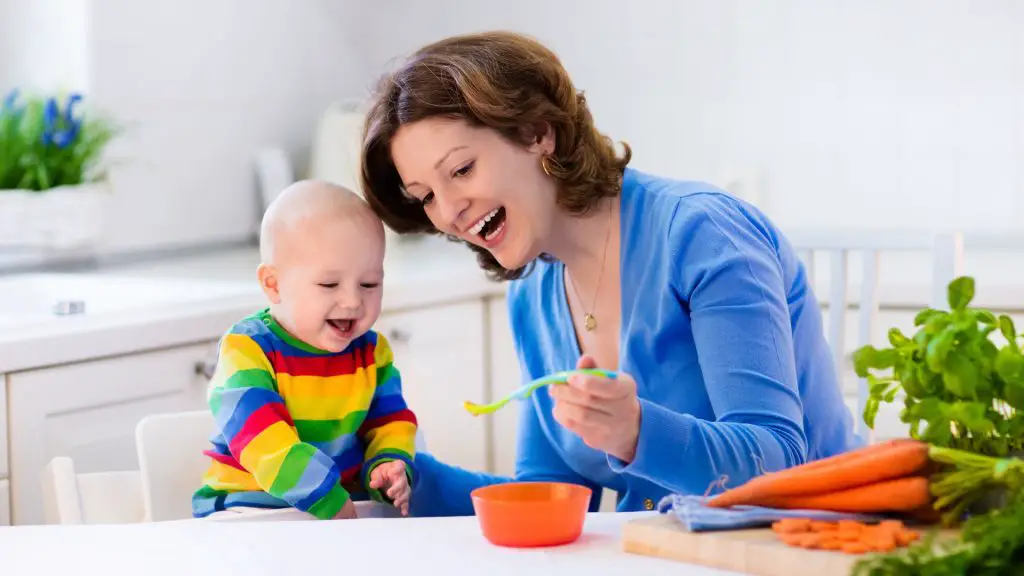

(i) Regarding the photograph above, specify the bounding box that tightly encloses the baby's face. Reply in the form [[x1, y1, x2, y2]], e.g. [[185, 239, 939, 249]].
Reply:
[[268, 214, 385, 353]]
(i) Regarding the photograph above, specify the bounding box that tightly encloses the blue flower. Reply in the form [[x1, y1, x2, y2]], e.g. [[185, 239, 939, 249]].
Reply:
[[41, 94, 82, 149], [1, 89, 22, 118]]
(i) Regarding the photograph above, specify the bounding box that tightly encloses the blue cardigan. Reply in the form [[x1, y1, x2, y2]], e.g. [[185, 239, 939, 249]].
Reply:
[[409, 168, 861, 516]]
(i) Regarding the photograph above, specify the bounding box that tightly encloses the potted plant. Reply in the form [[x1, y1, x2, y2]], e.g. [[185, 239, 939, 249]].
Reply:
[[853, 276, 1024, 458], [0, 89, 119, 250]]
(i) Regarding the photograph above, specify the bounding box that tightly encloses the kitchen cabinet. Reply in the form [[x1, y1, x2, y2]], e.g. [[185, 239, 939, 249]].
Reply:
[[6, 341, 216, 525], [0, 479, 9, 526], [0, 372, 8, 478], [377, 300, 489, 473], [487, 296, 521, 477]]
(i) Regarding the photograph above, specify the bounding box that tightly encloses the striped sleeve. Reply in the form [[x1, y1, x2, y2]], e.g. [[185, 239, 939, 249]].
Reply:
[[359, 333, 418, 501], [208, 331, 350, 519]]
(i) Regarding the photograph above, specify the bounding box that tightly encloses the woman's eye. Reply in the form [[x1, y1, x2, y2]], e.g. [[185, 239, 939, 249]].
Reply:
[[453, 161, 474, 178], [421, 191, 434, 206]]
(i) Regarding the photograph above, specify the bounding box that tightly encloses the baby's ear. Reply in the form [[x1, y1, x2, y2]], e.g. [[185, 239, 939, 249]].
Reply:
[[256, 263, 281, 303]]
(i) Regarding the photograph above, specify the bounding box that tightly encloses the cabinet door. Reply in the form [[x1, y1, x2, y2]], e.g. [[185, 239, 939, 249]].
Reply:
[[0, 372, 7, 478], [7, 341, 216, 525], [375, 300, 488, 473], [0, 479, 9, 526], [487, 297, 521, 476]]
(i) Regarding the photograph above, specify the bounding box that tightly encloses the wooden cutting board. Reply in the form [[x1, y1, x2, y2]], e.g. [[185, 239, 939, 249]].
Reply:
[[622, 514, 957, 576]]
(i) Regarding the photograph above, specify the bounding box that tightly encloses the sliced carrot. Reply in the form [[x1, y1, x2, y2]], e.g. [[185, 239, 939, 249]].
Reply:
[[772, 518, 812, 533], [772, 517, 921, 555], [779, 533, 805, 546], [842, 542, 871, 554], [809, 520, 837, 532], [819, 539, 843, 550], [895, 530, 920, 546], [706, 440, 930, 509], [755, 476, 932, 514]]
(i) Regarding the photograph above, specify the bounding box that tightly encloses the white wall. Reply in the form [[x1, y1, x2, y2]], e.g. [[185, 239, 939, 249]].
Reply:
[[350, 0, 1024, 294], [3, 0, 1023, 294], [0, 0, 88, 94], [89, 0, 366, 252], [3, 0, 365, 253]]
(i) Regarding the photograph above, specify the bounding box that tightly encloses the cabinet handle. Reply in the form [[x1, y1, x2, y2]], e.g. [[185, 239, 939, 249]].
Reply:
[[388, 328, 412, 344], [195, 359, 217, 379]]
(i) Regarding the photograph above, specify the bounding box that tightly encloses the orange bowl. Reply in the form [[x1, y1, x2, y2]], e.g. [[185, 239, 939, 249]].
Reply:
[[471, 481, 592, 547]]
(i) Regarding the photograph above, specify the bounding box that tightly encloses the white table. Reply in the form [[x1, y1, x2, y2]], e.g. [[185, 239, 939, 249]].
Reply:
[[0, 511, 743, 575]]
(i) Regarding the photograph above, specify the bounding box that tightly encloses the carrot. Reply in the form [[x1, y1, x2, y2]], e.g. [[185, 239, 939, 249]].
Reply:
[[772, 518, 922, 555], [772, 518, 811, 533], [842, 542, 871, 554], [756, 476, 932, 514], [809, 520, 836, 532], [706, 440, 930, 509]]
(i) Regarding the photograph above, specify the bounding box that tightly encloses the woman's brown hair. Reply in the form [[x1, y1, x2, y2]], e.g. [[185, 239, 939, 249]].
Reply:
[[360, 30, 631, 281]]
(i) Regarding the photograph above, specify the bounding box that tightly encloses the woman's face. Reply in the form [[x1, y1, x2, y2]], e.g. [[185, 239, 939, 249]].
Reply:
[[389, 117, 558, 270]]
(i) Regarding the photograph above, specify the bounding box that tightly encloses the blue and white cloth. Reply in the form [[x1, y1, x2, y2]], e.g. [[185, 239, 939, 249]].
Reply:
[[656, 494, 882, 532]]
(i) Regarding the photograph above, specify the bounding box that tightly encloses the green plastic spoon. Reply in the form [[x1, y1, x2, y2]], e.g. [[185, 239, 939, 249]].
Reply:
[[463, 368, 618, 416]]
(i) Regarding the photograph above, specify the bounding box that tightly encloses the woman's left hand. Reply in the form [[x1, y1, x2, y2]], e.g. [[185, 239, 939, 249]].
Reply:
[[550, 355, 641, 463]]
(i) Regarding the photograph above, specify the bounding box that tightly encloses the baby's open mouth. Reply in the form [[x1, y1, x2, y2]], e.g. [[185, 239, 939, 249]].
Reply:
[[327, 319, 355, 336]]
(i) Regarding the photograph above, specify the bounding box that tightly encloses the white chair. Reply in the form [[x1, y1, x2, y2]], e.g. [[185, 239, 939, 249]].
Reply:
[[786, 230, 965, 442], [135, 410, 216, 522], [40, 456, 145, 525]]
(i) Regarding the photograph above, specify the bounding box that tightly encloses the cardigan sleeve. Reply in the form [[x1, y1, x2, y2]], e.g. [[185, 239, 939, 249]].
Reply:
[[607, 193, 808, 496]]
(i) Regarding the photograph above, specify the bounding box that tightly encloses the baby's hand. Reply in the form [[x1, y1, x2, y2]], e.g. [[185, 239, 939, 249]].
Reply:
[[332, 499, 358, 520], [369, 460, 411, 516]]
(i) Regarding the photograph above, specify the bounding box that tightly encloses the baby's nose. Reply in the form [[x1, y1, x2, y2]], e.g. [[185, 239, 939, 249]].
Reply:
[[337, 291, 362, 310]]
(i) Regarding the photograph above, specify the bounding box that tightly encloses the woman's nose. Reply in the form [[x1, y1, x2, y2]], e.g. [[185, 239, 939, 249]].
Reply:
[[435, 191, 471, 232]]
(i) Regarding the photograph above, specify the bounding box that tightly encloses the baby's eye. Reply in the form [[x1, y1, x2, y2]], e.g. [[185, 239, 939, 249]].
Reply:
[[318, 282, 338, 289], [360, 282, 380, 289]]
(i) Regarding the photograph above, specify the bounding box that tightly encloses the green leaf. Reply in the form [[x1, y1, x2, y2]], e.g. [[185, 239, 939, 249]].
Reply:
[[926, 330, 955, 372], [852, 345, 897, 378], [862, 396, 880, 428], [946, 402, 996, 436], [1004, 381, 1024, 411], [899, 362, 927, 398], [922, 415, 953, 445], [947, 276, 975, 311], [942, 352, 979, 398], [975, 309, 997, 325], [994, 346, 1024, 385], [999, 315, 1017, 343], [887, 328, 911, 348], [914, 308, 944, 326], [883, 386, 900, 402]]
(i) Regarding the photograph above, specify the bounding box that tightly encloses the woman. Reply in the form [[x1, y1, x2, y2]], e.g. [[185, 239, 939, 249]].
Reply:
[[360, 31, 860, 516]]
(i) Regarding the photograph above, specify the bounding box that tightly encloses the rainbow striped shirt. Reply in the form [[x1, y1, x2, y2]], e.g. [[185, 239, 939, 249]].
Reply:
[[192, 308, 417, 519]]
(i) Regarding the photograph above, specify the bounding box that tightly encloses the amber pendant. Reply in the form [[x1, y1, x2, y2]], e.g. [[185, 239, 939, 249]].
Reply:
[[584, 313, 597, 331]]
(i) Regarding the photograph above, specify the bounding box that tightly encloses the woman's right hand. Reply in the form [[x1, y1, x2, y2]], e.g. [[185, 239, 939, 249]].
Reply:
[[332, 499, 358, 520]]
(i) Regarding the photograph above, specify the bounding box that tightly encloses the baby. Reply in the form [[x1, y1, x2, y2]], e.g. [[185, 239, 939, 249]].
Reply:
[[192, 180, 417, 520]]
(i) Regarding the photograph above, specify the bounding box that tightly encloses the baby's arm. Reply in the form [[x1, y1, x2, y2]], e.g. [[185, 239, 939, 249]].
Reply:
[[359, 332, 418, 502], [208, 332, 350, 519]]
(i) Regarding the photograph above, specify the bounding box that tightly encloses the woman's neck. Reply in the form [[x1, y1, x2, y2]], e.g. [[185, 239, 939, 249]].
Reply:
[[546, 197, 620, 285]]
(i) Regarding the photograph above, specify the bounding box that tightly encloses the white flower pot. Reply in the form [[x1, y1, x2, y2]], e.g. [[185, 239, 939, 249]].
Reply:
[[0, 183, 110, 250]]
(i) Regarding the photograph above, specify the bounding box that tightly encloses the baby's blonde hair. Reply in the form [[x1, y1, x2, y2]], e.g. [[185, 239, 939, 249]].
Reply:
[[259, 180, 381, 264]]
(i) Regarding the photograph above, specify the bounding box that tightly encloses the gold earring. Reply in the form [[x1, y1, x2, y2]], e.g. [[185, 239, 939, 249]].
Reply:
[[541, 155, 553, 177]]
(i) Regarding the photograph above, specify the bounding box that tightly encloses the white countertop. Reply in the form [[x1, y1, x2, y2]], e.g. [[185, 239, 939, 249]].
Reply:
[[0, 236, 506, 373], [0, 511, 739, 576]]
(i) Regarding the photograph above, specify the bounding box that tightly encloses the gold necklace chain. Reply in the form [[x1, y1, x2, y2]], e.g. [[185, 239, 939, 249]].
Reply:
[[567, 206, 613, 332]]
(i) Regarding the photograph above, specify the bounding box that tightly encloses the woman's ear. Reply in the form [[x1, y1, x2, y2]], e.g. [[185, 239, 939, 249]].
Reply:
[[525, 122, 556, 154]]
